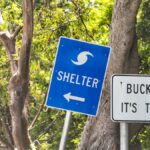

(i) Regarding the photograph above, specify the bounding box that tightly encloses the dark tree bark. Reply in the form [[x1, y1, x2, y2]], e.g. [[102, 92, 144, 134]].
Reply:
[[79, 0, 142, 149], [0, 0, 33, 149]]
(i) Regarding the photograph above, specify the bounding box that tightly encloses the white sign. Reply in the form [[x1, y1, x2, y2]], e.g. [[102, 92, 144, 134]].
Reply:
[[111, 75, 150, 122]]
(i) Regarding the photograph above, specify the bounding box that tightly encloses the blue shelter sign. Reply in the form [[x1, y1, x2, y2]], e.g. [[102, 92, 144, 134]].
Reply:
[[46, 37, 110, 116]]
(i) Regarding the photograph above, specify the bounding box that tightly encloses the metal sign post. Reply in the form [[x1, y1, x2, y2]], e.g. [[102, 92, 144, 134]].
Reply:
[[59, 111, 72, 150], [120, 122, 128, 150]]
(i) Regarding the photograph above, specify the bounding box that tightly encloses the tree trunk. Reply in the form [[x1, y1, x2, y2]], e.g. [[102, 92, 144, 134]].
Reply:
[[9, 1, 33, 149], [79, 0, 142, 149], [0, 0, 33, 149]]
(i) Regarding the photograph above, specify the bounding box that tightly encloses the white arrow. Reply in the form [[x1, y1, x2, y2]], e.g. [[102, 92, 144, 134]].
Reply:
[[63, 92, 85, 102]]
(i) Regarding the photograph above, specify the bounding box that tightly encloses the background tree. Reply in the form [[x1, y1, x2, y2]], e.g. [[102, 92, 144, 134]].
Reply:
[[0, 0, 113, 149], [136, 0, 150, 149], [1, 0, 150, 149], [0, 0, 33, 149], [79, 0, 142, 149]]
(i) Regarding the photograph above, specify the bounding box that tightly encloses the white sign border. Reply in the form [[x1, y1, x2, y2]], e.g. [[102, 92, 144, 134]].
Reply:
[[111, 74, 150, 123]]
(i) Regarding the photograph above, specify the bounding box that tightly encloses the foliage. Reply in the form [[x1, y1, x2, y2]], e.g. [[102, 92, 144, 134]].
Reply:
[[1, 0, 150, 149], [137, 0, 150, 149], [137, 0, 150, 74], [0, 0, 113, 149], [138, 126, 150, 150], [29, 0, 113, 149]]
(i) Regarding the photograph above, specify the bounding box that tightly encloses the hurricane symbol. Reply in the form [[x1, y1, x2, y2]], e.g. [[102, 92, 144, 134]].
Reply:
[[71, 51, 94, 65]]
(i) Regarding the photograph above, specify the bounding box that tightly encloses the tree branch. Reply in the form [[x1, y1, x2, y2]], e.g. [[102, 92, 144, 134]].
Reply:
[[72, 0, 95, 41], [28, 93, 47, 131], [37, 112, 61, 139], [0, 135, 14, 150], [4, 105, 14, 146], [0, 31, 11, 40], [0, 104, 14, 147], [1, 117, 14, 146], [49, 19, 77, 37], [11, 26, 23, 39], [50, 19, 77, 32], [18, 0, 33, 79], [0, 31, 18, 74]]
